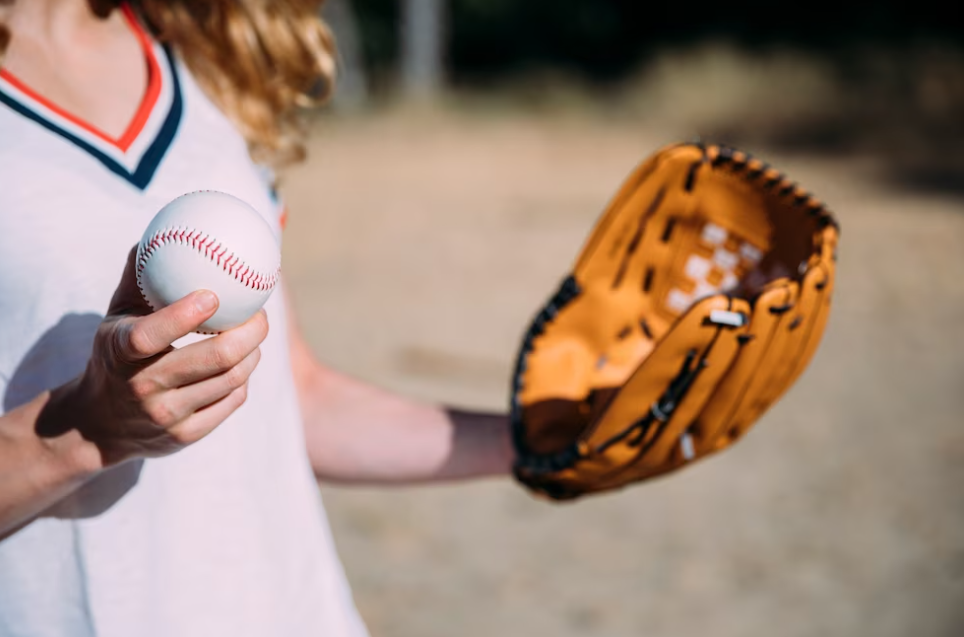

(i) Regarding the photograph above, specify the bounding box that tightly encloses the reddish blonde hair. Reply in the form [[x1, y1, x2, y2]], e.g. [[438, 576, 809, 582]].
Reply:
[[1, 0, 336, 166]]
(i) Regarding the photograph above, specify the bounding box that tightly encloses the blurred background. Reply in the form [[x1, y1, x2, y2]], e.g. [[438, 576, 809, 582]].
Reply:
[[282, 2, 964, 636]]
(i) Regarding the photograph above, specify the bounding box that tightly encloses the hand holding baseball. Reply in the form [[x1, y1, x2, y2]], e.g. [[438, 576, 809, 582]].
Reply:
[[46, 248, 268, 468]]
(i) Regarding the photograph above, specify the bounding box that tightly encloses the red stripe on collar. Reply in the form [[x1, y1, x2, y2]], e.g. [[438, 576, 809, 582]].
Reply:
[[0, 1, 163, 153]]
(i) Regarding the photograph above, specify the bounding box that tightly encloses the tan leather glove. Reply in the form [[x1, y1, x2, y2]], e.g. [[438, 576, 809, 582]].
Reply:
[[511, 142, 839, 500]]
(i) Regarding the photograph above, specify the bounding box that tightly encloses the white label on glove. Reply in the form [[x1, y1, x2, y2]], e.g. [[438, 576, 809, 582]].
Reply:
[[740, 242, 764, 265], [685, 255, 713, 281], [713, 247, 740, 271], [702, 222, 728, 246]]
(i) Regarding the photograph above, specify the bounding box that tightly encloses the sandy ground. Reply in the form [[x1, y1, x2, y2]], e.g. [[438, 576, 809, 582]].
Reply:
[[280, 108, 964, 637]]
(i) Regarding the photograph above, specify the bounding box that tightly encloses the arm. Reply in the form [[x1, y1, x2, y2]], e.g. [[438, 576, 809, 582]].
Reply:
[[286, 292, 514, 484], [0, 250, 267, 540], [0, 390, 100, 540]]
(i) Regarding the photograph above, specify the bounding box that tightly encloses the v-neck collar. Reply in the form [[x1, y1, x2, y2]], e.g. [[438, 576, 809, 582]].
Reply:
[[0, 3, 183, 190]]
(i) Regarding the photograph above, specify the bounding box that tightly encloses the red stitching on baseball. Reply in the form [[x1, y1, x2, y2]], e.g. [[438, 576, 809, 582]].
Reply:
[[136, 226, 280, 294]]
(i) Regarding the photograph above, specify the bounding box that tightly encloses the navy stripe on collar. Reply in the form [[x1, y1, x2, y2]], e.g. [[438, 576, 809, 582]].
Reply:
[[0, 46, 182, 191]]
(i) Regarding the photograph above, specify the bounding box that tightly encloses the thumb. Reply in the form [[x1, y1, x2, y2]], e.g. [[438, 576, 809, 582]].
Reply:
[[105, 246, 222, 361], [110, 289, 219, 363]]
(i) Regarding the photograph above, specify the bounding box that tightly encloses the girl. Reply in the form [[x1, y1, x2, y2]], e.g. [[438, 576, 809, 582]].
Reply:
[[0, 2, 512, 635]]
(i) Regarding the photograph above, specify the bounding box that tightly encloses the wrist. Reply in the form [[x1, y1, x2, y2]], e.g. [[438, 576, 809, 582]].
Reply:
[[445, 408, 516, 478], [35, 380, 105, 485]]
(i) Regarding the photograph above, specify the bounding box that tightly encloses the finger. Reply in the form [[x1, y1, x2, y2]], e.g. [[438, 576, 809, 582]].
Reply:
[[137, 310, 268, 388], [168, 347, 261, 416], [166, 384, 250, 446], [106, 246, 154, 317], [138, 347, 260, 427], [111, 290, 220, 363]]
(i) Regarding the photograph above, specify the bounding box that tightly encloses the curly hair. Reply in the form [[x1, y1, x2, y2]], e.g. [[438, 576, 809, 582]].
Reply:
[[0, 0, 336, 167]]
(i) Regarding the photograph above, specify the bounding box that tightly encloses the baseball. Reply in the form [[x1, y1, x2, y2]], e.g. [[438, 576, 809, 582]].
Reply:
[[137, 190, 281, 333]]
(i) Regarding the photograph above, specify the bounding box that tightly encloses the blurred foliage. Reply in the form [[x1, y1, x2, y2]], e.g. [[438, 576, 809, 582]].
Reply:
[[348, 0, 963, 84], [349, 0, 397, 85], [343, 0, 964, 193]]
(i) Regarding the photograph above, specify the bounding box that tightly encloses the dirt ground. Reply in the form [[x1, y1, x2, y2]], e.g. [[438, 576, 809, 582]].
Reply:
[[280, 108, 964, 637]]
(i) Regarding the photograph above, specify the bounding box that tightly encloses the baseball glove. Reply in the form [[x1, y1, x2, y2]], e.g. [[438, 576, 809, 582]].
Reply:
[[511, 142, 839, 501]]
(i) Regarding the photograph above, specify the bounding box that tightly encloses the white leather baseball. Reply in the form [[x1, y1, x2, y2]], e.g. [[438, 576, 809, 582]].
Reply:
[[137, 190, 281, 333]]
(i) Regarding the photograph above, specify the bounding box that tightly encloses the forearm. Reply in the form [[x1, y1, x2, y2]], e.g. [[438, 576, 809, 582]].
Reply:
[[297, 366, 514, 484], [0, 384, 101, 540]]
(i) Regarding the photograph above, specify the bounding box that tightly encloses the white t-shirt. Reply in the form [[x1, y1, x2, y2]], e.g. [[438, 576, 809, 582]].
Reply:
[[0, 8, 368, 637]]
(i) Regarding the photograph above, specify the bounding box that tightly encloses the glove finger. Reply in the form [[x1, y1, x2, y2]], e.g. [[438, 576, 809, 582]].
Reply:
[[572, 151, 664, 278], [587, 295, 751, 486], [627, 296, 752, 471], [574, 145, 702, 291], [690, 281, 799, 454], [745, 263, 834, 422], [776, 227, 838, 391]]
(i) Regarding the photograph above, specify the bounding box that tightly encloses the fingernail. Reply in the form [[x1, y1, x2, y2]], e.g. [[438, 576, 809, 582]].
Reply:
[[195, 291, 218, 313]]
